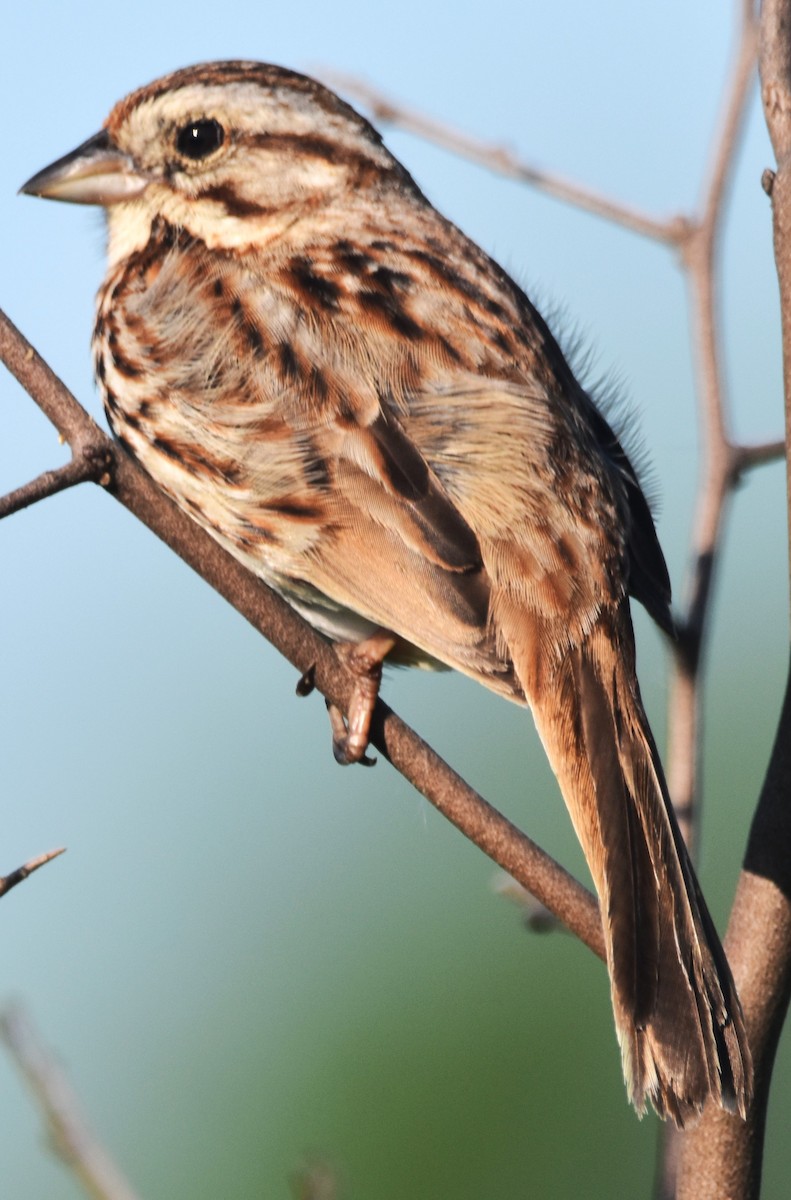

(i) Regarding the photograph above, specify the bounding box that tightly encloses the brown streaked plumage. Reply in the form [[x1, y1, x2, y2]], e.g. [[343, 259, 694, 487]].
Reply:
[[21, 61, 751, 1124]]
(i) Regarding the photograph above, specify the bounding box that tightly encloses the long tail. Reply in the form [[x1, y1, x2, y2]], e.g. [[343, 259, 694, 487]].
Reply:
[[525, 606, 752, 1126]]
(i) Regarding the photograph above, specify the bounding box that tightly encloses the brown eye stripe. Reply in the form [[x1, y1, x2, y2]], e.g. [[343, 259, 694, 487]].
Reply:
[[201, 183, 278, 218], [243, 131, 359, 165]]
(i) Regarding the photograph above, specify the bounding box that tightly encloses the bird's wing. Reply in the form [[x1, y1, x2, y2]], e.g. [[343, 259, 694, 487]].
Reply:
[[295, 378, 625, 693]]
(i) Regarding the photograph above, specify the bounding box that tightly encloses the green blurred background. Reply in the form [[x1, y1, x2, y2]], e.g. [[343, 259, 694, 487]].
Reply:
[[2, 2, 788, 1196]]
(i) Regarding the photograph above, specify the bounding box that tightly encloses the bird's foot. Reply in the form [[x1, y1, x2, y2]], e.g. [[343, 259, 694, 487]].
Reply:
[[325, 631, 396, 765]]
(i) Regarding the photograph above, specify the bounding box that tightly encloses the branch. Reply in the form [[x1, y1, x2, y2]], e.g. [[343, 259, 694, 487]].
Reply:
[[322, 70, 684, 245], [733, 437, 787, 473], [0, 456, 111, 519], [0, 848, 65, 899], [0, 305, 604, 961], [666, 0, 759, 850], [0, 1006, 143, 1200], [675, 668, 791, 1200], [0, 306, 114, 516], [674, 2, 791, 1195]]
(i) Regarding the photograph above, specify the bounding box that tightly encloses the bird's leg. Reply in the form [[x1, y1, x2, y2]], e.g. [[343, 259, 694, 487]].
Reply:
[[326, 630, 396, 765]]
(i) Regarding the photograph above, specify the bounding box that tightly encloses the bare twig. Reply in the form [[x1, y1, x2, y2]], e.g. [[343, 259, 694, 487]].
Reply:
[[665, 0, 759, 849], [0, 456, 111, 519], [0, 1006, 143, 1200], [0, 848, 65, 898], [322, 70, 685, 245], [733, 437, 787, 473], [0, 305, 605, 961]]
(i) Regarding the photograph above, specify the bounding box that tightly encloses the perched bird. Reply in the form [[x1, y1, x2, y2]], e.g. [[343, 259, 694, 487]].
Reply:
[[21, 61, 751, 1124]]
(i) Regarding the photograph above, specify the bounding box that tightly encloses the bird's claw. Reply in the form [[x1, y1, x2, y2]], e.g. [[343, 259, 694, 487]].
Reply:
[[323, 631, 396, 766], [326, 701, 377, 766]]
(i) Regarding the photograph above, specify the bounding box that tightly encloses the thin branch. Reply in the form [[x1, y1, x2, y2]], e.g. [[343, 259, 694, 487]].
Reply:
[[0, 848, 65, 898], [0, 305, 605, 962], [733, 437, 787, 473], [0, 455, 111, 519], [675, 669, 791, 1200], [652, 4, 762, 1193], [0, 1006, 143, 1200], [321, 70, 684, 245], [666, 0, 760, 851], [673, 1, 791, 1196], [699, 0, 762, 238]]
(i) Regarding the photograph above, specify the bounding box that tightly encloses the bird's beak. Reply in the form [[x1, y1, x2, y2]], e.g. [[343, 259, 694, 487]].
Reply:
[[19, 129, 148, 206]]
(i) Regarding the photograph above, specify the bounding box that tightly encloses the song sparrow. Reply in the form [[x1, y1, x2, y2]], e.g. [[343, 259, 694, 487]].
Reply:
[[21, 61, 751, 1124]]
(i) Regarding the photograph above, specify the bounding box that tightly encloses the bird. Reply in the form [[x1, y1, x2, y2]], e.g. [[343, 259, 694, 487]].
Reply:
[[20, 60, 751, 1124]]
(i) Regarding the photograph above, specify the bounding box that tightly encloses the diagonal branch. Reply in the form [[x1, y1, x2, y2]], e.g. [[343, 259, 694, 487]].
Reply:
[[669, 0, 766, 830], [0, 848, 65, 899], [0, 304, 604, 961], [322, 70, 684, 245]]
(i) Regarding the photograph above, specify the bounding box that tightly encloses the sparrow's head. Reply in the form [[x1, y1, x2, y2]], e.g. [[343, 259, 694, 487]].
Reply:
[[20, 62, 415, 256]]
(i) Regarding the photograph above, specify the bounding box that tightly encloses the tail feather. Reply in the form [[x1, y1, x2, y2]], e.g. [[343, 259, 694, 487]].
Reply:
[[524, 607, 752, 1126]]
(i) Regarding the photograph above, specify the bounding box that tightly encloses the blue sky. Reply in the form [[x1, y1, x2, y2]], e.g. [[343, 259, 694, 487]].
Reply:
[[2, 3, 789, 1197]]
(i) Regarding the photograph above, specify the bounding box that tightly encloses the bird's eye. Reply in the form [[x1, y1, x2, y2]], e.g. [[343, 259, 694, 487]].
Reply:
[[176, 118, 225, 161]]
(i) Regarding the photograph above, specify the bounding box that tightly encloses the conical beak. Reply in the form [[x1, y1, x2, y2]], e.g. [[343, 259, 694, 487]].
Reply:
[[19, 129, 148, 206]]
